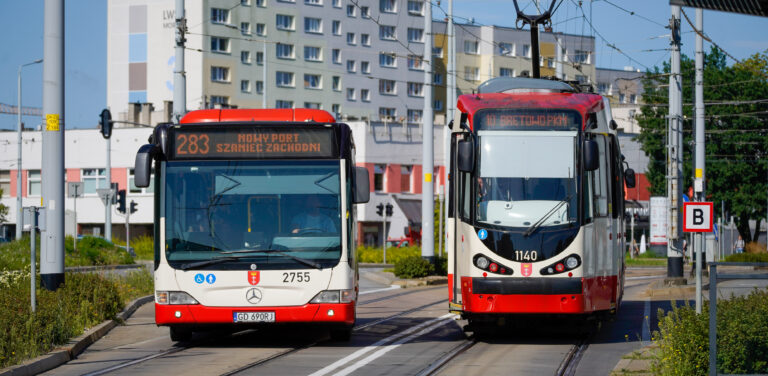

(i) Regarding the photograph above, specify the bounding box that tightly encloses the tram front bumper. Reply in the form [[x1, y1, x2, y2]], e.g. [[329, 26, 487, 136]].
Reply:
[[460, 277, 585, 314]]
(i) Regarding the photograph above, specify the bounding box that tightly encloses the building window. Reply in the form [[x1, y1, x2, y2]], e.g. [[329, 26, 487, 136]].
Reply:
[[276, 43, 295, 59], [373, 164, 385, 191], [255, 0, 265, 6], [332, 76, 341, 91], [464, 40, 479, 54], [379, 25, 396, 40], [241, 22, 251, 35], [407, 82, 424, 97], [378, 107, 396, 120], [346, 60, 356, 73], [211, 37, 230, 53], [256, 80, 264, 94], [332, 49, 341, 64], [499, 67, 513, 77], [361, 61, 370, 74], [522, 44, 531, 57], [630, 94, 637, 104], [211, 8, 229, 24], [332, 20, 341, 35], [597, 83, 611, 95], [0, 170, 9, 197], [256, 51, 264, 65], [128, 168, 154, 194], [433, 72, 443, 84], [499, 42, 514, 56], [304, 102, 322, 109], [241, 80, 251, 93], [464, 66, 479, 81], [211, 66, 230, 82], [400, 165, 412, 192], [255, 23, 266, 36], [333, 0, 341, 7], [407, 28, 423, 43], [379, 53, 396, 67], [407, 109, 422, 123], [305, 0, 322, 5], [407, 0, 423, 15], [380, 0, 397, 13], [209, 96, 229, 108], [361, 6, 370, 18], [361, 89, 370, 102], [304, 74, 322, 89], [619, 93, 626, 103], [347, 88, 356, 101], [241, 0, 251, 5], [81, 168, 105, 195], [276, 100, 294, 108], [278, 0, 296, 3], [407, 55, 423, 70], [276, 71, 295, 87], [304, 46, 322, 62], [361, 33, 370, 46], [276, 14, 295, 31], [346, 4, 356, 16], [379, 79, 396, 95], [347, 32, 356, 45], [573, 50, 590, 64], [433, 99, 443, 111], [241, 50, 251, 64], [304, 17, 322, 33], [576, 74, 588, 84], [432, 47, 443, 57], [331, 104, 340, 115]]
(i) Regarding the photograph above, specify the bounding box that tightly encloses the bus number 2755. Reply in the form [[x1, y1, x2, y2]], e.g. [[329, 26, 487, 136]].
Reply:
[[283, 272, 310, 283]]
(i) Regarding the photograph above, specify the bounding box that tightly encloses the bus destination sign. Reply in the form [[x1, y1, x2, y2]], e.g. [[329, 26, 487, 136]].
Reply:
[[170, 126, 338, 160], [477, 109, 580, 130]]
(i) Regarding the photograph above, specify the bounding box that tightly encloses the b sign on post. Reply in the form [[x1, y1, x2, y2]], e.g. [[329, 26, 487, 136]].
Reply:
[[683, 202, 714, 232]]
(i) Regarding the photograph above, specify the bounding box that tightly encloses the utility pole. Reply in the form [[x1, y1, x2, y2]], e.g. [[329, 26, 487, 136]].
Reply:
[[16, 59, 43, 240], [105, 139, 112, 241], [443, 0, 455, 258], [555, 34, 564, 79], [262, 41, 267, 108], [694, 8, 705, 313], [40, 0, 65, 291], [173, 0, 187, 122], [666, 5, 684, 281], [421, 0, 434, 263]]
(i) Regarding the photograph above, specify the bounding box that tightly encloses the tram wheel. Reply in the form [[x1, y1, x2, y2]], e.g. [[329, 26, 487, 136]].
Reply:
[[170, 325, 193, 342]]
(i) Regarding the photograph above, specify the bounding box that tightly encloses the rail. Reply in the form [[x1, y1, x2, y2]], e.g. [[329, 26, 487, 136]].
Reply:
[[707, 262, 768, 376]]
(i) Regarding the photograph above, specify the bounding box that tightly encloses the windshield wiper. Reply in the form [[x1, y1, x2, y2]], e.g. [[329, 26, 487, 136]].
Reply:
[[523, 195, 572, 237], [221, 249, 323, 270]]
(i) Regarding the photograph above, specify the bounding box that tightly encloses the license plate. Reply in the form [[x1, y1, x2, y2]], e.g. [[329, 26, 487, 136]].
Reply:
[[233, 312, 276, 323]]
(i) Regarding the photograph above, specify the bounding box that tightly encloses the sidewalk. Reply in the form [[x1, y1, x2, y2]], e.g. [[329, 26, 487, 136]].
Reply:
[[359, 264, 447, 287]]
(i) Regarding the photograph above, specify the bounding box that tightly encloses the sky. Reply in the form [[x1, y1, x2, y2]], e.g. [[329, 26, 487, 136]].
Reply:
[[0, 0, 767, 131]]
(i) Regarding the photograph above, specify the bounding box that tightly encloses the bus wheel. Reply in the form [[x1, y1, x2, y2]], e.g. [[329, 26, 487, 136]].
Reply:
[[170, 326, 192, 342], [329, 325, 353, 342]]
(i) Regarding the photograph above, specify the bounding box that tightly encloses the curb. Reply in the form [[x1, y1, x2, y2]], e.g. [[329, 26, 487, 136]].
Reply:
[[361, 270, 397, 286], [393, 276, 447, 288], [359, 263, 394, 268], [0, 295, 154, 376]]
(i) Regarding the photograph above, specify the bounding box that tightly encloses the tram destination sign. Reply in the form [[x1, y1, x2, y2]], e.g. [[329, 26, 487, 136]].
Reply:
[[169, 125, 338, 160], [477, 109, 580, 130]]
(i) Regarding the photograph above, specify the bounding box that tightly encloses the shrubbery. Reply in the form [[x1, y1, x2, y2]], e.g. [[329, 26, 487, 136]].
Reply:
[[357, 246, 421, 264], [0, 236, 134, 270], [653, 290, 768, 375], [724, 252, 768, 263], [393, 255, 434, 279]]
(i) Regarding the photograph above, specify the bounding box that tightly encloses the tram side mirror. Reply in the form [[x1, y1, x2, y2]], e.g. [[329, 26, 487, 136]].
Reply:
[[459, 112, 470, 132], [457, 141, 474, 172], [609, 119, 619, 130], [624, 168, 636, 188], [134, 144, 158, 188], [583, 139, 599, 171], [353, 166, 370, 204]]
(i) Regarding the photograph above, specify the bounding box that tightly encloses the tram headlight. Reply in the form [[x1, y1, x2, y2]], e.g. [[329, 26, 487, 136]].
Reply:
[[156, 291, 199, 305], [475, 256, 490, 269], [565, 256, 579, 269], [311, 289, 356, 304]]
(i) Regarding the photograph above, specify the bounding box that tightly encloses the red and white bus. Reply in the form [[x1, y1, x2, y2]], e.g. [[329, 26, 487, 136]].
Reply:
[[133, 109, 369, 341], [446, 78, 635, 327]]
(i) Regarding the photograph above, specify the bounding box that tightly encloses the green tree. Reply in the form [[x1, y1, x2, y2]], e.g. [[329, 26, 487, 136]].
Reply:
[[635, 48, 768, 242], [0, 188, 8, 223]]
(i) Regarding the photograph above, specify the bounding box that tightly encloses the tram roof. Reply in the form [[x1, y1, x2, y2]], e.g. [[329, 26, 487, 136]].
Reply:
[[180, 108, 336, 124]]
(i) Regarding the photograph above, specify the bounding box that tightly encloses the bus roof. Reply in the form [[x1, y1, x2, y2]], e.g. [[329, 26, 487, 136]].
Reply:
[[180, 108, 336, 124], [457, 92, 604, 131]]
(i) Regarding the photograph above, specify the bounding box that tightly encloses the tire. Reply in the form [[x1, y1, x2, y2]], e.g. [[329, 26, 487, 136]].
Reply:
[[170, 326, 193, 342], [329, 326, 353, 342]]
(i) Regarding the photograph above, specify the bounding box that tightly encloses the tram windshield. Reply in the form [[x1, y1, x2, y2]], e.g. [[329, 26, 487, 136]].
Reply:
[[163, 160, 342, 270], [475, 131, 578, 230]]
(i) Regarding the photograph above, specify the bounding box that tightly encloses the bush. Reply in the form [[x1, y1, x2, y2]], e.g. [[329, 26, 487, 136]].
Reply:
[[652, 290, 768, 375], [434, 256, 447, 276], [65, 236, 134, 266], [131, 235, 155, 260], [725, 252, 768, 263], [357, 246, 420, 264], [394, 255, 434, 279]]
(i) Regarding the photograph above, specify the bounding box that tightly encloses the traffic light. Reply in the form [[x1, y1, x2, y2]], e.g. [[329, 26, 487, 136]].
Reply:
[[385, 203, 393, 216], [376, 203, 384, 216], [99, 108, 113, 139], [129, 201, 138, 214], [116, 189, 126, 214]]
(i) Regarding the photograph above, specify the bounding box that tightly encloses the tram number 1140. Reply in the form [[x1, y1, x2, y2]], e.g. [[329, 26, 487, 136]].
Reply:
[[514, 250, 538, 261]]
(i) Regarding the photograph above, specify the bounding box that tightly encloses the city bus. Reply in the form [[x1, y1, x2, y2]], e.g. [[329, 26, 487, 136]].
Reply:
[[446, 77, 635, 328], [133, 108, 369, 341]]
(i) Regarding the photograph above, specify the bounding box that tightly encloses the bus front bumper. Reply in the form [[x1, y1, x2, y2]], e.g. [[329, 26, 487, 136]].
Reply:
[[155, 302, 355, 325]]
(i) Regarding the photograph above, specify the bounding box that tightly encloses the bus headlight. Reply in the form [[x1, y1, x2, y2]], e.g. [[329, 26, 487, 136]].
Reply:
[[156, 291, 199, 305], [565, 256, 579, 269], [310, 289, 355, 304]]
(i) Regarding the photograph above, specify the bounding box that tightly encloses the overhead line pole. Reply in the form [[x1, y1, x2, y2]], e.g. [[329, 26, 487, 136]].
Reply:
[[422, 0, 434, 262], [173, 0, 187, 122], [694, 8, 705, 313], [666, 5, 684, 281], [443, 0, 455, 257]]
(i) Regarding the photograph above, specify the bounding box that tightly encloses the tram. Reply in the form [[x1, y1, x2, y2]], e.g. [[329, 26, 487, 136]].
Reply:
[[133, 109, 369, 341], [446, 77, 636, 326]]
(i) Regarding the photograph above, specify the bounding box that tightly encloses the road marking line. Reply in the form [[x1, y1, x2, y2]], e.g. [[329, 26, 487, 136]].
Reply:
[[332, 316, 455, 376], [359, 285, 400, 295], [642, 298, 651, 346], [308, 313, 454, 376]]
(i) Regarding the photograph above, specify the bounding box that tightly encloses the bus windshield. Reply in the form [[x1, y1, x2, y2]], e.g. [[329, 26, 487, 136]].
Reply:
[[164, 160, 342, 270], [476, 131, 578, 230]]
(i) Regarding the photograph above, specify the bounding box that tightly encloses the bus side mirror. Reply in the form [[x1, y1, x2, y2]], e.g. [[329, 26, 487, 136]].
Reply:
[[624, 168, 636, 188], [353, 166, 370, 204], [457, 141, 474, 172], [583, 139, 599, 171], [134, 144, 158, 188]]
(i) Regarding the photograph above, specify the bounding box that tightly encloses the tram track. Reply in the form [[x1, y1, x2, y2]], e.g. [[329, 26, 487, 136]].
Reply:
[[555, 335, 591, 376]]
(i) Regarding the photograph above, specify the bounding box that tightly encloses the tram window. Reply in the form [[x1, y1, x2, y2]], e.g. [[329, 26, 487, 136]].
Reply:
[[594, 135, 609, 217], [460, 172, 471, 221]]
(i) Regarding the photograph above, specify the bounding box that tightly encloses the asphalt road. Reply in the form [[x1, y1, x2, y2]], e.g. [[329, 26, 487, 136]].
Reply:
[[40, 267, 763, 376]]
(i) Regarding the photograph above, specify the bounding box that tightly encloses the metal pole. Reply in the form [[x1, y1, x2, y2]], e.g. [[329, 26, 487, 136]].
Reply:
[[126, 203, 130, 256], [694, 8, 705, 314], [438, 189, 444, 258], [443, 0, 455, 260], [173, 0, 186, 121], [262, 41, 267, 108], [17, 59, 42, 240], [382, 209, 387, 264], [555, 34, 563, 79], [708, 264, 717, 376], [421, 0, 435, 262], [105, 138, 112, 241], [666, 5, 683, 279], [73, 186, 77, 253], [40, 0, 65, 291], [30, 207, 37, 313]]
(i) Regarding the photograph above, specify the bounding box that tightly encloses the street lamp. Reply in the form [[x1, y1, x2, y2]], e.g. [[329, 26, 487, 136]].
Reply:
[[16, 58, 43, 240]]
